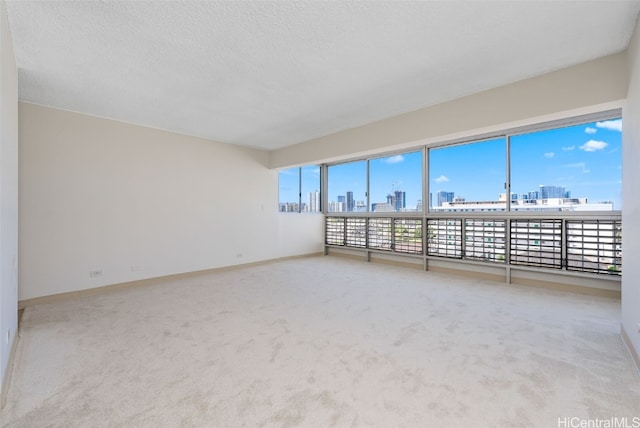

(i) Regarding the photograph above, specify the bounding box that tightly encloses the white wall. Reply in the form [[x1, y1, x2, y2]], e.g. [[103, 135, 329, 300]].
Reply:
[[0, 0, 18, 401], [278, 213, 324, 259], [622, 15, 640, 362], [271, 53, 627, 168], [19, 103, 302, 301]]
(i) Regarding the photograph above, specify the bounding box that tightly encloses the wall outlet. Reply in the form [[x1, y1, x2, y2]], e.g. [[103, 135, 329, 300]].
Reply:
[[6, 329, 10, 345], [89, 269, 103, 278], [131, 265, 141, 272], [236, 253, 243, 258]]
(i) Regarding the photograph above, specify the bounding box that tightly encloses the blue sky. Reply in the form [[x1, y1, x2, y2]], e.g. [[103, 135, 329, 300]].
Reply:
[[281, 118, 622, 210], [279, 165, 320, 204], [509, 119, 622, 207]]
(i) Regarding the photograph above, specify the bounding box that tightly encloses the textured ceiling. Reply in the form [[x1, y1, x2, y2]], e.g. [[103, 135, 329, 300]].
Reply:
[[6, 1, 640, 150]]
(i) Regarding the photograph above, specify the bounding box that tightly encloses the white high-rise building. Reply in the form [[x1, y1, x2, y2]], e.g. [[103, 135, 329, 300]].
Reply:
[[308, 190, 320, 212]]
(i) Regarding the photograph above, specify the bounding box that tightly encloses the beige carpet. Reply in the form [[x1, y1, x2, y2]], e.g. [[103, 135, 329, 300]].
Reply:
[[1, 256, 639, 427]]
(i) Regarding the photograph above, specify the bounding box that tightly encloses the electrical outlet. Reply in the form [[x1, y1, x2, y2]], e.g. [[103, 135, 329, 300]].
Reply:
[[6, 329, 10, 345], [131, 265, 141, 272], [89, 269, 103, 278]]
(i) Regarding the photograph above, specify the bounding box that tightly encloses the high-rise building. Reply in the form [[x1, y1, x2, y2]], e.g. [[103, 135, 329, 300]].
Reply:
[[308, 190, 320, 212], [386, 193, 395, 207], [437, 191, 454, 207], [346, 191, 354, 212], [394, 190, 405, 211], [539, 185, 566, 199], [279, 202, 299, 212], [328, 201, 343, 212]]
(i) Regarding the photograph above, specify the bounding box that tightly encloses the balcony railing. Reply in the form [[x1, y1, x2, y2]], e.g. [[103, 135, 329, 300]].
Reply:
[[325, 215, 622, 276]]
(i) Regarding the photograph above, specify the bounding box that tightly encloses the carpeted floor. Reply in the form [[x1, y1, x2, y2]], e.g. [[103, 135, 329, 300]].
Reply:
[[2, 256, 639, 427]]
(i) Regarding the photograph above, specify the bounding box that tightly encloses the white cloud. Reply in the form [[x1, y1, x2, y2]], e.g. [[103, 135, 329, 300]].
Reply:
[[562, 146, 575, 151], [544, 152, 555, 159], [584, 127, 597, 134], [596, 119, 622, 132], [580, 140, 608, 152], [385, 155, 404, 164], [434, 175, 449, 183]]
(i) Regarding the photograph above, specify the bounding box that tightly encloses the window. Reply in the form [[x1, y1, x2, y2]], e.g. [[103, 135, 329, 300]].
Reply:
[[301, 165, 321, 213], [429, 138, 506, 212], [369, 151, 422, 212], [327, 161, 366, 213], [510, 119, 622, 211], [278, 167, 300, 213], [278, 165, 321, 213]]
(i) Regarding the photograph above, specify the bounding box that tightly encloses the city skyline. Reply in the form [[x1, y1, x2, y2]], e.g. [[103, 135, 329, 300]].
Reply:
[[430, 119, 622, 209], [281, 118, 622, 212]]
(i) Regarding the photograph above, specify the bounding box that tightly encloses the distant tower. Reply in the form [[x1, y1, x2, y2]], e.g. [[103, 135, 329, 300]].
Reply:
[[386, 193, 395, 208], [308, 190, 320, 212], [394, 190, 405, 211], [539, 185, 566, 199], [437, 191, 454, 207], [346, 191, 354, 212]]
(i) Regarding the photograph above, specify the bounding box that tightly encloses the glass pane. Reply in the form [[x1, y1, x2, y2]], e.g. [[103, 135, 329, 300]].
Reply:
[[369, 151, 422, 212], [429, 138, 506, 212], [510, 119, 622, 211], [327, 161, 367, 213], [278, 167, 299, 212], [301, 165, 320, 213]]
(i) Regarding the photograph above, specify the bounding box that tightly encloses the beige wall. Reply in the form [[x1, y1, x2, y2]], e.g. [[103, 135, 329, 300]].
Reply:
[[0, 1, 18, 401], [271, 53, 627, 168], [278, 213, 324, 259], [622, 14, 640, 363], [18, 103, 322, 301]]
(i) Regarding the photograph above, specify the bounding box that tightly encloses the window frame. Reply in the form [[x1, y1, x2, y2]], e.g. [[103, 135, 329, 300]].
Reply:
[[314, 108, 622, 218], [278, 165, 322, 214]]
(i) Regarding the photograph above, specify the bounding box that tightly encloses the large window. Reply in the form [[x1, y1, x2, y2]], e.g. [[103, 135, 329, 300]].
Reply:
[[294, 114, 621, 215], [327, 161, 366, 213], [278, 165, 320, 213], [369, 151, 422, 212], [429, 138, 506, 212], [321, 112, 623, 277], [510, 119, 622, 211]]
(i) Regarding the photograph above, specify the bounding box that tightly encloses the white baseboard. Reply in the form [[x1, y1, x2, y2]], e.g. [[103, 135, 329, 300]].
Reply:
[[621, 324, 640, 377]]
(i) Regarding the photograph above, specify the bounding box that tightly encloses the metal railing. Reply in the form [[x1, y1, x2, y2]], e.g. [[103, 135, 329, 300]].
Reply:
[[325, 214, 622, 276]]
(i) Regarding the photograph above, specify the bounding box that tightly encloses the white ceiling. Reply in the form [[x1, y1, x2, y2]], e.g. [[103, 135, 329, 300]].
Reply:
[[6, 1, 640, 151]]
